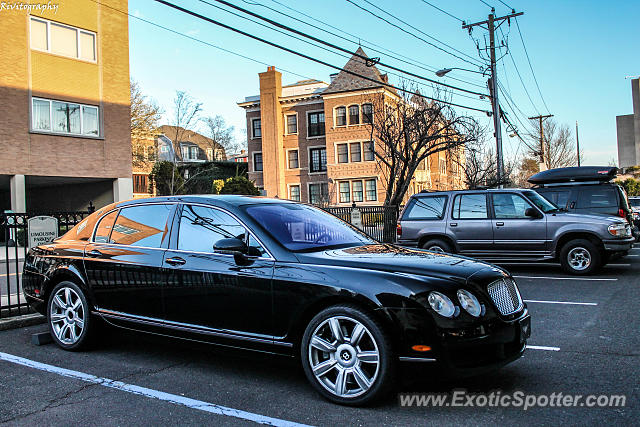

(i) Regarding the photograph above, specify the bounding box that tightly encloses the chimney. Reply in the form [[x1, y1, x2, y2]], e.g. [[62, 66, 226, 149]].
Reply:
[[258, 66, 286, 198]]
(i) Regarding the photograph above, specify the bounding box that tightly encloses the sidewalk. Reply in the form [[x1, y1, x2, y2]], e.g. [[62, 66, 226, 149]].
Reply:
[[0, 246, 26, 261]]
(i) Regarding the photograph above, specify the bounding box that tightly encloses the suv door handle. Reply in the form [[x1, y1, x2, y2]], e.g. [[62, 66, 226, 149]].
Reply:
[[450, 223, 458, 227], [86, 249, 103, 258], [165, 257, 186, 266], [496, 222, 504, 226]]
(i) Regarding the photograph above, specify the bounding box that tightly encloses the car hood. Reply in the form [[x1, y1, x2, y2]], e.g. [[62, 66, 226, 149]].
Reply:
[[549, 211, 626, 224], [296, 244, 503, 283]]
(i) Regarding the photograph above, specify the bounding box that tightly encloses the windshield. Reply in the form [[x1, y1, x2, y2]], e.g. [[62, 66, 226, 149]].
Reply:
[[522, 190, 559, 213], [630, 198, 640, 208], [243, 203, 375, 252]]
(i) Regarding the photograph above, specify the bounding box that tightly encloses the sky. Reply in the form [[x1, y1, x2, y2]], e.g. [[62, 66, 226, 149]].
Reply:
[[127, 0, 640, 165]]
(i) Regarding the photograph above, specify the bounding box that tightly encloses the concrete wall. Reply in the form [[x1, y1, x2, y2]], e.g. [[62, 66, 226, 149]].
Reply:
[[617, 114, 636, 168]]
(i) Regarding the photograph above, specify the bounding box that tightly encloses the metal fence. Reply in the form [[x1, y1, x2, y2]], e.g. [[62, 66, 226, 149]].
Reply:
[[0, 211, 90, 318], [322, 205, 398, 243]]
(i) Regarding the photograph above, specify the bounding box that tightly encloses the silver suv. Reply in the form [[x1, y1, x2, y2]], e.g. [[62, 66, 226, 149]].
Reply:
[[397, 189, 635, 275]]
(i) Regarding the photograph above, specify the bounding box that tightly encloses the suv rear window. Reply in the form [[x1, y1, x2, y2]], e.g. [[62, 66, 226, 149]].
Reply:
[[577, 187, 617, 208], [452, 194, 488, 219], [403, 196, 447, 220]]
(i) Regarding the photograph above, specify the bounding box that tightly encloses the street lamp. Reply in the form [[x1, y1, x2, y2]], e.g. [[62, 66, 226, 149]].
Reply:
[[435, 67, 487, 77]]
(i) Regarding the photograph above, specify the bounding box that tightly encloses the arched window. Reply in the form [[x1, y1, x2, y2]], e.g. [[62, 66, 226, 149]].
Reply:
[[348, 105, 360, 125], [362, 103, 373, 124], [335, 106, 346, 126]]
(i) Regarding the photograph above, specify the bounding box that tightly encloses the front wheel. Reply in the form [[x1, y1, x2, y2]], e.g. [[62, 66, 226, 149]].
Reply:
[[559, 239, 602, 275], [47, 281, 95, 351], [300, 305, 396, 406]]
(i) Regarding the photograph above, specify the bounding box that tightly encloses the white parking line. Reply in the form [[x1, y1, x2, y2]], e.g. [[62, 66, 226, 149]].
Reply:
[[526, 345, 561, 351], [0, 352, 309, 427], [523, 299, 597, 306], [513, 275, 618, 281], [500, 262, 631, 267]]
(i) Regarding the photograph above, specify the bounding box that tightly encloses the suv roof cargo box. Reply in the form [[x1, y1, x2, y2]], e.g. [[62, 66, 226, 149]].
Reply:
[[528, 166, 618, 185]]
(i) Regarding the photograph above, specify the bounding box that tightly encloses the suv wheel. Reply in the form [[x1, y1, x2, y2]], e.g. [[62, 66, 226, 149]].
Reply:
[[421, 239, 453, 253], [559, 239, 602, 275], [301, 305, 396, 406]]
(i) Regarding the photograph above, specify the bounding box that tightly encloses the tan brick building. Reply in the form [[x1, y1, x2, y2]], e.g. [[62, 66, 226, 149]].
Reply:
[[238, 48, 464, 206], [0, 0, 132, 212]]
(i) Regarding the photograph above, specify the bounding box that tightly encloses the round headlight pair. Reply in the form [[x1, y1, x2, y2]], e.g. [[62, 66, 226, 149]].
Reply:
[[427, 290, 482, 318]]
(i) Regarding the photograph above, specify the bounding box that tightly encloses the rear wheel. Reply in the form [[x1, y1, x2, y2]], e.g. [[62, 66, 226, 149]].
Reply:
[[301, 305, 396, 406], [559, 239, 602, 275], [421, 239, 453, 254], [47, 281, 95, 351]]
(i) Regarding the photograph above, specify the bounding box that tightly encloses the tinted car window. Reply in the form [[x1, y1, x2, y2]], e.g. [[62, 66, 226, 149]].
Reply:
[[492, 194, 533, 219], [537, 189, 571, 209], [404, 196, 447, 220], [110, 204, 172, 248], [452, 194, 488, 219], [577, 187, 617, 208], [94, 210, 118, 243], [178, 205, 246, 253], [630, 198, 640, 208]]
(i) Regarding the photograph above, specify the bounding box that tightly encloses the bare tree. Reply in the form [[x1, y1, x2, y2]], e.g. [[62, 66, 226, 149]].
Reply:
[[527, 119, 584, 169], [513, 157, 540, 187], [130, 79, 162, 168], [368, 85, 480, 206], [168, 91, 202, 194], [202, 115, 236, 159]]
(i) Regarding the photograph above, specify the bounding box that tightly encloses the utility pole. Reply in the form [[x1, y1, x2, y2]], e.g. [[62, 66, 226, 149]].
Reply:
[[528, 114, 553, 171], [463, 9, 523, 186], [575, 121, 581, 167]]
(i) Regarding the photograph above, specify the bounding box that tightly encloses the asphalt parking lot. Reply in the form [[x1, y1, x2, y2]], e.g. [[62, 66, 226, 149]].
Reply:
[[1, 250, 638, 425]]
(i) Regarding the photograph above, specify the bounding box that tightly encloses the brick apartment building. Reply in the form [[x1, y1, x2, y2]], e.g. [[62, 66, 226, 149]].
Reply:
[[238, 48, 464, 206], [131, 125, 227, 198], [0, 0, 132, 212]]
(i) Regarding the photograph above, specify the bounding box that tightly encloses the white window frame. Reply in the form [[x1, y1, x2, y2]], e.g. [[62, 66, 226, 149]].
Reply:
[[287, 149, 299, 169], [30, 96, 100, 137], [348, 104, 360, 126], [284, 113, 298, 135], [251, 118, 262, 139], [351, 179, 364, 203], [29, 17, 97, 63], [349, 142, 362, 163], [252, 151, 263, 172], [306, 109, 326, 139], [439, 158, 447, 176], [288, 184, 301, 202], [336, 143, 349, 164], [363, 140, 375, 162], [365, 178, 378, 202], [334, 105, 347, 127]]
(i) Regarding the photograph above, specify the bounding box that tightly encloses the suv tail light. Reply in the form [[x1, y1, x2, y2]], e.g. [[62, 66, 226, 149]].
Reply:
[[396, 223, 402, 236], [618, 208, 626, 218]]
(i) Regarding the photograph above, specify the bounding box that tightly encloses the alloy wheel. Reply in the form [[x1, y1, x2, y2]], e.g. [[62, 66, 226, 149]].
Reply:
[[49, 287, 85, 345], [568, 247, 591, 271], [308, 316, 380, 399]]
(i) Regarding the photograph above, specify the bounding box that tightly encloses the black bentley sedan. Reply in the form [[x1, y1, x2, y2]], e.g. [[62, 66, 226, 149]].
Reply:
[[23, 196, 530, 405]]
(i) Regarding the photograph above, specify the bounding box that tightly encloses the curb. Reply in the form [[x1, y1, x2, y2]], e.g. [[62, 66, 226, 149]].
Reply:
[[0, 313, 46, 331]]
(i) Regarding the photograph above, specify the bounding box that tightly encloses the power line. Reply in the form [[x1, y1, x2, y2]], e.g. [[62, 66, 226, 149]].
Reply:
[[152, 0, 491, 112], [507, 47, 540, 114], [514, 17, 550, 113], [478, 0, 493, 8], [345, 0, 484, 67], [419, 0, 463, 22], [267, 0, 488, 88], [200, 0, 488, 97]]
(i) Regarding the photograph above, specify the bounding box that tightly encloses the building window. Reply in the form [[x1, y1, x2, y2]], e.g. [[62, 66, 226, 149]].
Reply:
[[335, 106, 346, 126], [288, 150, 299, 169], [350, 142, 361, 162], [289, 185, 301, 202], [133, 174, 149, 194], [352, 180, 363, 202], [363, 141, 375, 161], [337, 144, 348, 163], [365, 179, 377, 201], [362, 103, 373, 124], [251, 118, 261, 138], [308, 111, 325, 137], [309, 183, 329, 205], [339, 181, 351, 203], [31, 97, 99, 136], [286, 114, 298, 134], [439, 158, 447, 175], [348, 105, 360, 125], [310, 147, 327, 172], [30, 17, 96, 61], [190, 146, 198, 159], [207, 148, 213, 160], [254, 152, 263, 171], [181, 146, 189, 160]]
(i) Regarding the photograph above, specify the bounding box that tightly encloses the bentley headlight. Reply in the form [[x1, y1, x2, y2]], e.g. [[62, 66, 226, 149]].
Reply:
[[457, 289, 482, 317], [427, 291, 456, 318]]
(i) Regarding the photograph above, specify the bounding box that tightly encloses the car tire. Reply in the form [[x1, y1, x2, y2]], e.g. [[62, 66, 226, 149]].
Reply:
[[301, 305, 396, 406], [421, 239, 453, 253], [559, 239, 602, 275], [47, 281, 95, 351]]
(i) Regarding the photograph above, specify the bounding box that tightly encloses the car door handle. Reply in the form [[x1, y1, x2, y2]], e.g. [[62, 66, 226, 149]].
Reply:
[[496, 222, 504, 226], [165, 257, 186, 266], [450, 223, 457, 227], [86, 249, 103, 258]]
